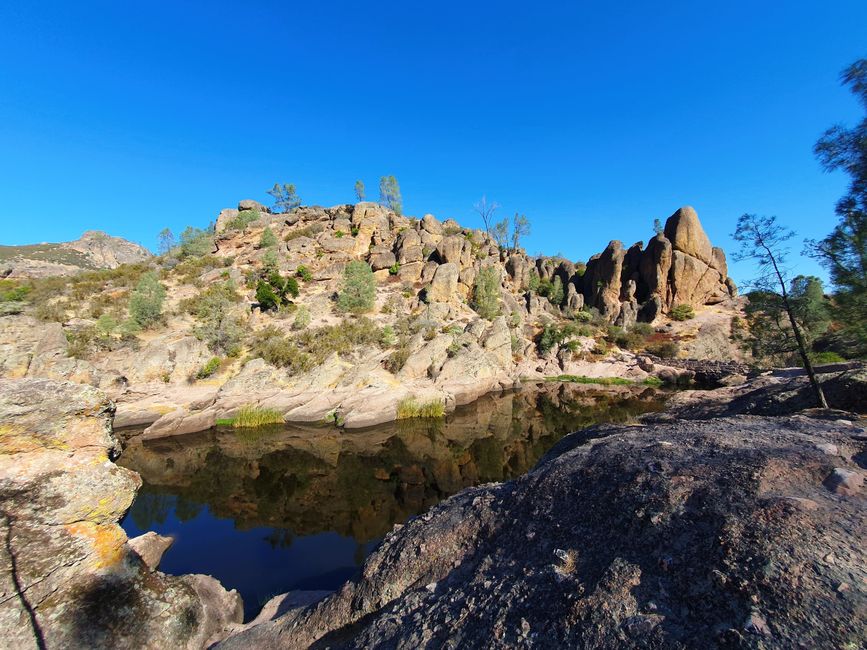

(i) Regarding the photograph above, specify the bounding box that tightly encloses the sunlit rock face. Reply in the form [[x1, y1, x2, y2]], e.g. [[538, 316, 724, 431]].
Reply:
[[582, 206, 736, 323], [0, 378, 242, 649]]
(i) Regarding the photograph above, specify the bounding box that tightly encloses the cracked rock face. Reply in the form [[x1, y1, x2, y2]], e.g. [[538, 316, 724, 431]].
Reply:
[[0, 378, 242, 649], [219, 414, 866, 649]]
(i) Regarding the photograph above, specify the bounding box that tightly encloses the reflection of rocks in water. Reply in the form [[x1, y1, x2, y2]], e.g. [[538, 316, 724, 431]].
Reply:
[[120, 384, 665, 544]]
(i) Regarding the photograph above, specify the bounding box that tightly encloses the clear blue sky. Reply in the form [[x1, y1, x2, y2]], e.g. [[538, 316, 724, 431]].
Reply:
[[1, 1, 865, 286]]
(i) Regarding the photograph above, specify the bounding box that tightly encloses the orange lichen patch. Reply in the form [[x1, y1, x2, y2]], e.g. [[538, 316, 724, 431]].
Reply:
[[66, 521, 127, 569]]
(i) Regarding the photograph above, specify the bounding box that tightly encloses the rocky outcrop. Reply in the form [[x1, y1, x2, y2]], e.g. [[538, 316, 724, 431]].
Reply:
[[0, 231, 152, 278], [218, 410, 866, 648], [0, 378, 243, 648], [581, 206, 735, 323]]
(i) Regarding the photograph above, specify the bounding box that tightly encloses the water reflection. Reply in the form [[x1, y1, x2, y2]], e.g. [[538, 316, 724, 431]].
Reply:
[[119, 383, 665, 618]]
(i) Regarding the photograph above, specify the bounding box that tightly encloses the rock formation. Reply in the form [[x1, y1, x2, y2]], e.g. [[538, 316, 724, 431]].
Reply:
[[576, 206, 735, 323], [0, 378, 242, 648]]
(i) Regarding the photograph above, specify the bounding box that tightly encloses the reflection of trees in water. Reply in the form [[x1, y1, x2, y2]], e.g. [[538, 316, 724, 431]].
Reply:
[[127, 491, 172, 530], [263, 529, 294, 549], [121, 386, 665, 544]]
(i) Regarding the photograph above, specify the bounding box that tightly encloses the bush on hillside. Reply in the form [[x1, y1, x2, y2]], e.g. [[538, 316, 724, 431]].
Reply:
[[670, 304, 695, 321], [259, 226, 277, 247], [471, 267, 501, 320], [337, 261, 376, 313], [128, 272, 165, 329], [179, 226, 215, 258]]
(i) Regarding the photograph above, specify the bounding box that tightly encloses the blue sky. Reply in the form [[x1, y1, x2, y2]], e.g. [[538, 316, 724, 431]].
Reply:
[[1, 1, 865, 286]]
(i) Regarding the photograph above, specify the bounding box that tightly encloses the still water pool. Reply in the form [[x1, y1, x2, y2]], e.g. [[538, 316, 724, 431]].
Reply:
[[119, 383, 665, 619]]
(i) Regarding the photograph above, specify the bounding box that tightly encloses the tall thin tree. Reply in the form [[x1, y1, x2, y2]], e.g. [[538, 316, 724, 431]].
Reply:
[[732, 213, 829, 408], [473, 195, 500, 237]]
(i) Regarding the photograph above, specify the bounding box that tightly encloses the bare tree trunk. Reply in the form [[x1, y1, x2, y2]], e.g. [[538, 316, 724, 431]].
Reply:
[[765, 243, 830, 408]]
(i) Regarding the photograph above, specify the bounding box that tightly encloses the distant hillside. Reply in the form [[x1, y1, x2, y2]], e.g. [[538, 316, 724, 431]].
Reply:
[[0, 230, 152, 278]]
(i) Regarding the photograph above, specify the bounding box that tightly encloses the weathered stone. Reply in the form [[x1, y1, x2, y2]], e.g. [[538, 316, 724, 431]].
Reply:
[[435, 235, 466, 265], [426, 263, 459, 303], [584, 240, 625, 317], [506, 255, 532, 289], [127, 532, 174, 571], [421, 214, 443, 235], [238, 199, 266, 212], [638, 233, 672, 302], [219, 415, 867, 649], [566, 283, 584, 311], [368, 248, 396, 271], [664, 206, 714, 266], [0, 378, 243, 649]]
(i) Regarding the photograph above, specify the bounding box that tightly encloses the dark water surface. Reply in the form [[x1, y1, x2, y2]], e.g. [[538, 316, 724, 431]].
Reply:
[[118, 383, 666, 619]]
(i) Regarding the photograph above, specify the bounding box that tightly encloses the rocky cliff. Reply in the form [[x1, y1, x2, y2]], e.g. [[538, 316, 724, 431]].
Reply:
[[0, 230, 152, 278], [0, 200, 743, 436]]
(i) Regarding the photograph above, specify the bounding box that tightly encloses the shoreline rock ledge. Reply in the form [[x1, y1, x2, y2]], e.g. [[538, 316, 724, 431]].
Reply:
[[0, 378, 242, 649]]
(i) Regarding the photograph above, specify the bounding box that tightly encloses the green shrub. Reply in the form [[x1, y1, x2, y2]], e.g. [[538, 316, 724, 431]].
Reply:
[[606, 324, 652, 351], [471, 267, 500, 320], [196, 357, 222, 379], [396, 396, 445, 419], [814, 351, 846, 364], [181, 282, 244, 355], [227, 210, 259, 231], [527, 271, 541, 292], [337, 261, 376, 313], [259, 226, 277, 248], [548, 276, 565, 306], [179, 226, 214, 258], [249, 327, 312, 373], [334, 230, 345, 238], [256, 281, 280, 311], [0, 280, 31, 303], [381, 325, 396, 347], [538, 322, 580, 354], [256, 272, 299, 311], [296, 265, 313, 282], [262, 249, 279, 273], [388, 262, 400, 276], [128, 272, 165, 329], [670, 304, 695, 321]]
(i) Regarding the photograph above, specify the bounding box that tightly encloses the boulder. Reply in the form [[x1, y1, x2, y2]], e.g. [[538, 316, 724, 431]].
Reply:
[[238, 199, 265, 212], [368, 248, 397, 271], [421, 214, 443, 235], [396, 229, 424, 264], [435, 235, 466, 265], [127, 532, 174, 571], [664, 206, 714, 266], [426, 263, 459, 303], [216, 208, 239, 234], [565, 283, 583, 311], [506, 255, 532, 289]]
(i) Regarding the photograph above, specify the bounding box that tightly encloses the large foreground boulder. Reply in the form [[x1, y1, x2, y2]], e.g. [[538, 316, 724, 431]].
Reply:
[[219, 413, 865, 649], [0, 378, 243, 649]]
